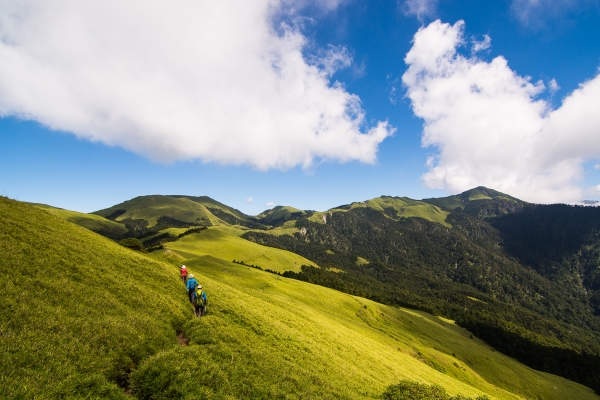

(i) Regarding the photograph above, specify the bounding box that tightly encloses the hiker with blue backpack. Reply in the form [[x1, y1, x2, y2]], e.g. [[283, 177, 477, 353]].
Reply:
[[194, 285, 208, 317], [186, 274, 198, 303]]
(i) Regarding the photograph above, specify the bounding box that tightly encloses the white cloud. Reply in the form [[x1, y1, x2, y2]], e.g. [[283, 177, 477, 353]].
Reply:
[[595, 164, 600, 170], [403, 20, 600, 204], [549, 78, 560, 93], [511, 0, 593, 28], [266, 201, 276, 207], [245, 197, 254, 204], [402, 0, 438, 21], [472, 35, 491, 54], [0, 0, 392, 170]]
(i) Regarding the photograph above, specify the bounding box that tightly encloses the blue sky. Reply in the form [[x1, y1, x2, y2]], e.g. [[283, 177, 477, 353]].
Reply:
[[1, 0, 599, 214]]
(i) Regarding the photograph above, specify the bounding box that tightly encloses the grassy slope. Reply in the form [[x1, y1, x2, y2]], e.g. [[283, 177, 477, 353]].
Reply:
[[93, 195, 221, 225], [363, 196, 451, 227], [306, 196, 451, 227], [132, 255, 598, 400], [422, 187, 524, 211], [255, 205, 305, 224], [0, 197, 190, 399], [33, 203, 128, 237], [161, 226, 313, 273], [259, 219, 302, 236], [171, 195, 252, 221]]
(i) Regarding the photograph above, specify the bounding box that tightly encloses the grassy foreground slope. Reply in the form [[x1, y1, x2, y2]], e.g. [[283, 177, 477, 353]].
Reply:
[[161, 225, 314, 273], [0, 197, 190, 398], [134, 255, 598, 400]]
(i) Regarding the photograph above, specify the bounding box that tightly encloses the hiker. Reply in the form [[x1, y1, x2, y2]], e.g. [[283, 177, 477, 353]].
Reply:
[[186, 274, 198, 304], [180, 265, 188, 285], [194, 284, 208, 317]]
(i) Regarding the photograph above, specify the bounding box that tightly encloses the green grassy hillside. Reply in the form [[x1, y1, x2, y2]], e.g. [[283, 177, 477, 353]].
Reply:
[[0, 197, 190, 398], [93, 195, 219, 226], [160, 225, 314, 273], [363, 196, 450, 227], [305, 196, 450, 227], [1, 196, 597, 399], [255, 205, 306, 226], [133, 255, 597, 400], [422, 186, 525, 213], [170, 195, 271, 229], [33, 203, 128, 239]]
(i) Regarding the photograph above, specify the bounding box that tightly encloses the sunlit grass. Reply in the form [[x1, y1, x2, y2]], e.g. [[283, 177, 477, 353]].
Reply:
[[163, 226, 315, 273], [93, 195, 221, 225], [1, 198, 190, 398], [305, 196, 451, 227], [33, 203, 128, 237], [137, 255, 597, 400]]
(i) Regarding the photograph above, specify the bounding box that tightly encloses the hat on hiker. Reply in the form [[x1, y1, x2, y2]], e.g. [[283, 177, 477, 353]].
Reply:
[[189, 274, 194, 278], [197, 285, 203, 289], [181, 265, 186, 269]]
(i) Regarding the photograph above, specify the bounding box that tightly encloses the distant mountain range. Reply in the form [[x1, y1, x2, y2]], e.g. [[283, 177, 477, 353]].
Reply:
[[34, 186, 600, 392]]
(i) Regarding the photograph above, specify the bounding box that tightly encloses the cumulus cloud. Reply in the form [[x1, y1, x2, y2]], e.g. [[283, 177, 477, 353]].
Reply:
[[266, 201, 276, 207], [401, 0, 438, 21], [245, 197, 254, 204], [403, 20, 600, 203], [0, 0, 392, 170]]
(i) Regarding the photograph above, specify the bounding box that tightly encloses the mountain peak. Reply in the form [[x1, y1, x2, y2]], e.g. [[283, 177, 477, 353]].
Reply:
[[422, 186, 527, 217]]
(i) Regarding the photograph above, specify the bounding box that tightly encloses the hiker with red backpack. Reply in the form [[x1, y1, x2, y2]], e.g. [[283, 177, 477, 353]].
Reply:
[[186, 274, 198, 303], [194, 285, 208, 317], [180, 265, 188, 284]]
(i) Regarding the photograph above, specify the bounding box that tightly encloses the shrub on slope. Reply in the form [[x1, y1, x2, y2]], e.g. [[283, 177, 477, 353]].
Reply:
[[0, 197, 190, 398]]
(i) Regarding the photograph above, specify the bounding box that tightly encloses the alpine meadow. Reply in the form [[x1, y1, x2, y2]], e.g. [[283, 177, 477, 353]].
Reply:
[[3, 2, 600, 399], [1, 186, 600, 399]]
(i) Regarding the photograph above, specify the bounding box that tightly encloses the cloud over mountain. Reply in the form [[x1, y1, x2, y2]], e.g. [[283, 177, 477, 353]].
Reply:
[[403, 20, 600, 203], [0, 0, 392, 170]]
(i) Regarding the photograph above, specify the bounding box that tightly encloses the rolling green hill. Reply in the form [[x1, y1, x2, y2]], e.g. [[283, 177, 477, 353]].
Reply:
[[254, 205, 306, 226], [302, 196, 451, 228], [362, 196, 451, 227], [32, 203, 128, 239], [93, 195, 268, 234], [158, 225, 314, 273], [93, 195, 219, 226], [2, 196, 599, 399], [422, 186, 526, 217]]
